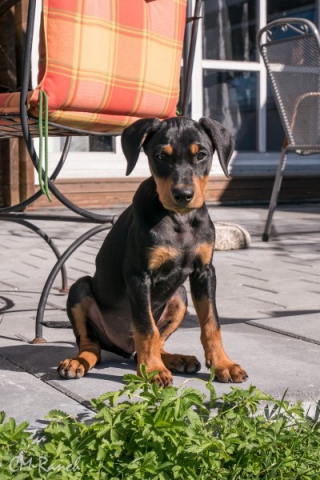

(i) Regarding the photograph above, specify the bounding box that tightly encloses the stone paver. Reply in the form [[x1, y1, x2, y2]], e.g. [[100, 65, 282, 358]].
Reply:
[[248, 313, 320, 344]]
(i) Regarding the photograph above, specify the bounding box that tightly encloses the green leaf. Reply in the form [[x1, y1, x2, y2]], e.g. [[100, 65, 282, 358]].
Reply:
[[140, 363, 148, 380], [46, 410, 72, 420], [208, 364, 215, 383], [180, 387, 205, 405], [185, 409, 202, 430], [122, 372, 142, 382], [206, 381, 217, 408]]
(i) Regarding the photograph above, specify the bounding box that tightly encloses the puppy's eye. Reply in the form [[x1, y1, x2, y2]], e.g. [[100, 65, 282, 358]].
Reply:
[[156, 153, 166, 162], [196, 152, 207, 161]]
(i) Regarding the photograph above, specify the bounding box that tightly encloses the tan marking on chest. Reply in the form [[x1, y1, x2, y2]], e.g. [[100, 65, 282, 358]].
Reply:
[[194, 242, 214, 265], [148, 246, 178, 271]]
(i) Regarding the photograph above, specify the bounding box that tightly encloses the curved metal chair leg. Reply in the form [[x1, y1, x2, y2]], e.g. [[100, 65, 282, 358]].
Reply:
[[4, 218, 68, 292], [32, 222, 112, 344], [262, 147, 288, 242]]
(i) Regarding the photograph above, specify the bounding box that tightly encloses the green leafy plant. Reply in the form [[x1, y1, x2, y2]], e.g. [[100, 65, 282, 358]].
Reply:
[[1, 367, 320, 479]]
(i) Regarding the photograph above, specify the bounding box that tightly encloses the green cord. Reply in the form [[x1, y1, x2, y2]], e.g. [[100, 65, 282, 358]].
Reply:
[[38, 90, 52, 202]]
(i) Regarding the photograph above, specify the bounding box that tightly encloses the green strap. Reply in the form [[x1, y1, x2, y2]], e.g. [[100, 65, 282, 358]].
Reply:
[[38, 90, 52, 202]]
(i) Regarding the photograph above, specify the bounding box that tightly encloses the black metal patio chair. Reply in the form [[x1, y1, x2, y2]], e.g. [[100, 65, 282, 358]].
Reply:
[[0, 0, 202, 342], [258, 17, 320, 241]]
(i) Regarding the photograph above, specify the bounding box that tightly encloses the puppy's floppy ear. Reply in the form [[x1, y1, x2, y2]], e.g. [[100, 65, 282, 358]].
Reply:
[[121, 118, 162, 176], [199, 117, 235, 178]]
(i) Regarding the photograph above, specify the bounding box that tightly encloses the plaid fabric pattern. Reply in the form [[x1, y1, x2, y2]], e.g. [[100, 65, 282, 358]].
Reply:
[[0, 92, 22, 113], [27, 0, 186, 133]]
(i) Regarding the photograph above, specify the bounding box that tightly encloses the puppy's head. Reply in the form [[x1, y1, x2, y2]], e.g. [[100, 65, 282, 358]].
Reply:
[[121, 116, 234, 214]]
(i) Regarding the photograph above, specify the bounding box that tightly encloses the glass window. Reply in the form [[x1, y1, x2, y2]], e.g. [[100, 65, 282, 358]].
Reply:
[[201, 0, 317, 153], [56, 135, 114, 153], [266, 85, 285, 151], [203, 0, 257, 61], [89, 136, 114, 152], [268, 0, 316, 23], [203, 70, 257, 151]]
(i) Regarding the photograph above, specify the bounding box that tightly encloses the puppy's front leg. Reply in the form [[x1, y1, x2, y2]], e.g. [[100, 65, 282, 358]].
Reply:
[[190, 265, 248, 383], [126, 273, 172, 386]]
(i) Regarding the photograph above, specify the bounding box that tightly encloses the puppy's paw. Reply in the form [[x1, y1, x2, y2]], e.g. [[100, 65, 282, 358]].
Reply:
[[162, 352, 201, 374], [213, 362, 248, 383], [153, 368, 173, 387], [57, 358, 86, 379], [138, 363, 173, 387]]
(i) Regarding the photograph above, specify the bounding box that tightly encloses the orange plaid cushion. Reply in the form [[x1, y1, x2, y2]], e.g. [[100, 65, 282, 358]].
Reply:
[[28, 0, 187, 133]]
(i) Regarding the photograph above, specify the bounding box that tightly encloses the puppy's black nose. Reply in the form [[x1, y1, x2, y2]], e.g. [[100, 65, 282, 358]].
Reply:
[[172, 186, 194, 204]]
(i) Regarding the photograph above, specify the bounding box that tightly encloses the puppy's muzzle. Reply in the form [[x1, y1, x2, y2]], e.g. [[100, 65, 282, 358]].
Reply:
[[171, 186, 194, 205]]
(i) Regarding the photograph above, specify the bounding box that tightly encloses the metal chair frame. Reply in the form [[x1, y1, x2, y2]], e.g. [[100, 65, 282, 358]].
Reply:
[[258, 17, 320, 241], [0, 0, 202, 342]]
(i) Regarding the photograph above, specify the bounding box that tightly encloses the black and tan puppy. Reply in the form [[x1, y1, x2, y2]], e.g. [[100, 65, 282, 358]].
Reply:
[[58, 116, 247, 386]]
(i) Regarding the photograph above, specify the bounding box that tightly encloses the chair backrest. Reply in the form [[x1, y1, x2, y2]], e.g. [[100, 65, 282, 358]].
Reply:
[[258, 18, 320, 149], [28, 0, 187, 133]]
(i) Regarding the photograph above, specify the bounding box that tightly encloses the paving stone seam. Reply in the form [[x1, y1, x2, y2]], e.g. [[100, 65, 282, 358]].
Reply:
[[246, 320, 320, 346]]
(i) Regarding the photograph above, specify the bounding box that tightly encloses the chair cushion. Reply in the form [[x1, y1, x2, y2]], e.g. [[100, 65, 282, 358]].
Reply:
[[0, 92, 32, 113], [28, 0, 187, 133], [0, 92, 35, 139]]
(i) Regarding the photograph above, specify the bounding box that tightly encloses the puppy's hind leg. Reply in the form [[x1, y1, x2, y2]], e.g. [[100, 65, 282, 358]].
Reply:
[[157, 286, 201, 374], [58, 276, 101, 379]]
